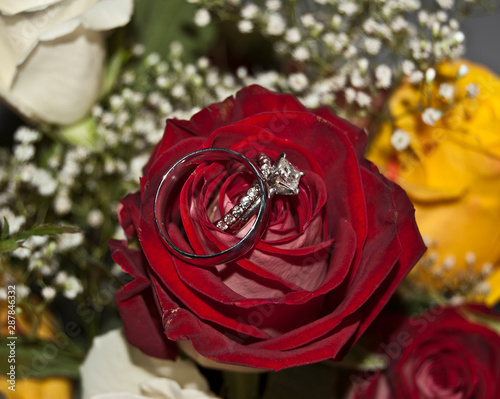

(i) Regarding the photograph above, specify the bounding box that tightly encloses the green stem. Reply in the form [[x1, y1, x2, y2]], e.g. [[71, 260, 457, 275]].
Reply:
[[222, 371, 261, 399]]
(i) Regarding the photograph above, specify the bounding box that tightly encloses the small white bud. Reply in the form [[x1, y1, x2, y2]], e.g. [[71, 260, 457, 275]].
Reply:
[[390, 129, 411, 151], [457, 64, 469, 78]]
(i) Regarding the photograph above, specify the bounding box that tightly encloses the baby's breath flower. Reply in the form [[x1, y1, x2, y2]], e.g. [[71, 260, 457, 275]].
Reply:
[[357, 58, 369, 72], [402, 60, 415, 75], [409, 70, 424, 83], [87, 209, 104, 228], [17, 284, 30, 300], [345, 88, 356, 104], [457, 63, 469, 78], [238, 19, 254, 33], [438, 83, 455, 100], [131, 43, 145, 57], [481, 262, 494, 277], [12, 246, 31, 259], [364, 37, 382, 55], [375, 64, 392, 89], [465, 251, 476, 266], [338, 1, 359, 16], [292, 46, 310, 61], [171, 84, 187, 98], [13, 144, 35, 162], [194, 8, 211, 27], [145, 52, 160, 66], [391, 16, 407, 32], [265, 0, 281, 11], [241, 4, 259, 19], [422, 108, 443, 126], [236, 66, 248, 79], [41, 286, 56, 301], [197, 57, 209, 69], [350, 70, 366, 88], [57, 232, 84, 252], [425, 67, 436, 83], [391, 129, 411, 151], [363, 18, 377, 34], [266, 13, 286, 36], [331, 14, 341, 29], [25, 235, 49, 250], [34, 169, 58, 196], [62, 276, 83, 299], [453, 31, 465, 44], [344, 44, 357, 58], [14, 127, 40, 144], [465, 83, 479, 98], [301, 14, 316, 28], [55, 271, 68, 285], [285, 27, 301, 44], [437, 0, 454, 9], [288, 73, 309, 92], [170, 41, 183, 58], [356, 91, 372, 107], [54, 193, 72, 215], [300, 93, 321, 108]]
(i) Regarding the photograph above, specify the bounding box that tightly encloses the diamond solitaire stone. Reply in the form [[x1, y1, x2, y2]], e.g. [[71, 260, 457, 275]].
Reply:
[[214, 152, 304, 234], [270, 153, 304, 195]]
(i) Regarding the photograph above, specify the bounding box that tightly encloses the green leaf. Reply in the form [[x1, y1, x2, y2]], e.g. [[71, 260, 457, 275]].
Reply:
[[0, 225, 80, 254], [330, 345, 387, 371], [459, 307, 500, 336], [1, 217, 9, 240], [101, 41, 131, 98], [13, 225, 81, 241], [132, 0, 216, 62], [1, 336, 82, 379], [0, 238, 22, 253], [58, 116, 100, 150]]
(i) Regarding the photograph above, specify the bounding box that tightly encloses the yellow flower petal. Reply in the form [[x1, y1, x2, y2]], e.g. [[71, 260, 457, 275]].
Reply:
[[0, 377, 72, 399], [368, 60, 500, 305]]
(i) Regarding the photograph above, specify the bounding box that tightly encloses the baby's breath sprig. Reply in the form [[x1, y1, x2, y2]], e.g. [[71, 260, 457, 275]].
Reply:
[[186, 0, 492, 123]]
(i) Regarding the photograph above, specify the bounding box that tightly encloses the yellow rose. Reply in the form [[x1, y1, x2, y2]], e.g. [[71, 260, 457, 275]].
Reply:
[[368, 60, 500, 306], [0, 301, 73, 399], [0, 377, 72, 399]]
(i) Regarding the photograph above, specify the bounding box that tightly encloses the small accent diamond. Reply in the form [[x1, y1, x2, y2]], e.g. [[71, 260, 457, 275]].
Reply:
[[247, 186, 258, 197], [224, 214, 236, 224], [216, 221, 228, 231], [240, 196, 252, 207], [232, 205, 243, 216]]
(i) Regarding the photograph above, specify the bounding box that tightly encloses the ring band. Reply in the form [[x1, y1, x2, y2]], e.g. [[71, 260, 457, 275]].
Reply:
[[154, 148, 270, 266]]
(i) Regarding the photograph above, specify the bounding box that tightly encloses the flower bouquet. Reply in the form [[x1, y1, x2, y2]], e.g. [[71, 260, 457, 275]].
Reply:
[[1, 1, 499, 398]]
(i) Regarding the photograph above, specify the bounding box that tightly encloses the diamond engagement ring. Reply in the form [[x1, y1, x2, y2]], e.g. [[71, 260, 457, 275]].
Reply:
[[214, 153, 304, 234]]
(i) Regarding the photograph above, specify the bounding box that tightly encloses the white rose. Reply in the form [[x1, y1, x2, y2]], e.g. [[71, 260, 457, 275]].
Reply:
[[0, 0, 133, 125], [80, 329, 219, 399]]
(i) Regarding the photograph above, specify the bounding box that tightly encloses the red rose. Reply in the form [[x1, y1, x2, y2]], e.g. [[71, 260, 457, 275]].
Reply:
[[110, 85, 426, 370], [350, 306, 500, 399]]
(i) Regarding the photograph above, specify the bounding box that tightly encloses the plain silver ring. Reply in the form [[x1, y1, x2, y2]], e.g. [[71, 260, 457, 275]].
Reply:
[[154, 148, 270, 266]]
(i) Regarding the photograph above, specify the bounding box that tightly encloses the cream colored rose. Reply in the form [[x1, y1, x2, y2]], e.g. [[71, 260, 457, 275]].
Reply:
[[80, 329, 219, 399], [0, 0, 133, 125]]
